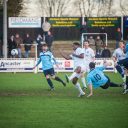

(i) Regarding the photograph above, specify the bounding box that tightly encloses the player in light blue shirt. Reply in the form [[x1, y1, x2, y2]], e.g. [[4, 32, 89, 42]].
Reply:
[[86, 62, 121, 97], [33, 44, 66, 90]]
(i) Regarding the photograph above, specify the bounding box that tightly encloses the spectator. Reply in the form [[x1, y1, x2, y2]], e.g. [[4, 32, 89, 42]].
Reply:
[[95, 36, 103, 57], [14, 33, 23, 58], [36, 34, 44, 56], [8, 35, 17, 58], [45, 31, 54, 51], [42, 20, 51, 36], [100, 27, 106, 45], [88, 36, 95, 46], [23, 33, 33, 58], [101, 46, 111, 58], [115, 28, 122, 48]]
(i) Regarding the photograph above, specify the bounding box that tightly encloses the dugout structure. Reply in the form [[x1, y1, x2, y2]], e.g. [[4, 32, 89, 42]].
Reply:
[[81, 33, 108, 48]]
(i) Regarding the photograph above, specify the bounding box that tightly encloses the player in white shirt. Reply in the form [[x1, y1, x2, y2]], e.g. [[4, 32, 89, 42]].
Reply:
[[83, 40, 95, 73], [112, 41, 126, 92], [60, 42, 86, 97]]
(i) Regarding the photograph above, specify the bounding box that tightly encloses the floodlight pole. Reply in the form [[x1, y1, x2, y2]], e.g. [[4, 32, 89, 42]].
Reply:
[[121, 16, 123, 40], [3, 0, 8, 58]]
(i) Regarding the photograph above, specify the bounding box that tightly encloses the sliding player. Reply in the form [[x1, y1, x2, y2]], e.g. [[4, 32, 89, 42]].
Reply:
[[117, 43, 128, 94], [86, 61, 122, 97], [60, 42, 85, 97], [33, 44, 66, 90]]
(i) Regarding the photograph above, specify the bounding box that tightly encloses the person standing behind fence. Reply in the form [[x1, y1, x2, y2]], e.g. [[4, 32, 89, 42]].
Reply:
[[115, 28, 122, 48], [88, 36, 95, 46], [100, 27, 106, 45], [45, 31, 54, 51], [42, 20, 51, 36], [95, 36, 103, 58], [8, 35, 17, 58], [23, 33, 33, 58], [101, 46, 111, 58], [36, 34, 44, 56], [14, 33, 23, 58]]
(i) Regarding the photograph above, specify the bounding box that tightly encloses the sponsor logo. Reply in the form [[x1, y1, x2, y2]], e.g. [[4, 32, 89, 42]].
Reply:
[[0, 62, 21, 67], [64, 61, 70, 67]]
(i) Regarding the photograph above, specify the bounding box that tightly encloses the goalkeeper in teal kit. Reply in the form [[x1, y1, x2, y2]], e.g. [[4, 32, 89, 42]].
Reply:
[[33, 44, 66, 90], [86, 61, 122, 97]]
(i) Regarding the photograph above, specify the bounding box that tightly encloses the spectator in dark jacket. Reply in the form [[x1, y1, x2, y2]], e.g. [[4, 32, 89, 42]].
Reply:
[[100, 27, 106, 45], [101, 46, 111, 58], [8, 35, 17, 58], [14, 33, 23, 58], [23, 33, 33, 58], [115, 28, 122, 48], [45, 31, 54, 51]]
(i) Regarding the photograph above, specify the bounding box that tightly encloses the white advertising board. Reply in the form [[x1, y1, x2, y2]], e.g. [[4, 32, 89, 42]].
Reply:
[[38, 59, 74, 72], [0, 59, 35, 72], [0, 58, 115, 73], [95, 59, 115, 72], [9, 17, 41, 28]]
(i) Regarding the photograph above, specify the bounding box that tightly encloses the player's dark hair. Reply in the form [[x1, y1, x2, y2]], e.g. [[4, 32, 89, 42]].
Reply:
[[41, 43, 47, 47], [73, 42, 80, 46], [89, 62, 95, 69], [84, 40, 89, 43], [119, 40, 125, 44]]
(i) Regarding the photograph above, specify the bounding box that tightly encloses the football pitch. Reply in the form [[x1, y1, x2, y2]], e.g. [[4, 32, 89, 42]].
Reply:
[[0, 72, 128, 128]]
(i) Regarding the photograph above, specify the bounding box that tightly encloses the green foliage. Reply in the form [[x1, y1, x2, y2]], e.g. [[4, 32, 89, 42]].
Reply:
[[0, 73, 127, 128], [7, 0, 23, 16]]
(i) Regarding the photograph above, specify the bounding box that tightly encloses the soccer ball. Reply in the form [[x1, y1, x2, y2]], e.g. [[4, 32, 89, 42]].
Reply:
[[11, 49, 18, 56]]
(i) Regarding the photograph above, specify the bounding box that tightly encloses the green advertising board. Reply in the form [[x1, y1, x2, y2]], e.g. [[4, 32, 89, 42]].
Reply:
[[48, 17, 81, 28], [87, 17, 121, 28]]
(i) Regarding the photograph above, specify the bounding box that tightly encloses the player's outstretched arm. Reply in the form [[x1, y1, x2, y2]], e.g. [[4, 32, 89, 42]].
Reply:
[[87, 84, 93, 98], [33, 58, 41, 69], [72, 53, 84, 58], [59, 49, 72, 60]]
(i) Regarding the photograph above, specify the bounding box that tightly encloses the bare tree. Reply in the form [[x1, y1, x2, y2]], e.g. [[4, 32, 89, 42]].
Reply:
[[119, 0, 128, 16], [75, 0, 97, 17], [75, 0, 116, 17], [38, 0, 71, 17]]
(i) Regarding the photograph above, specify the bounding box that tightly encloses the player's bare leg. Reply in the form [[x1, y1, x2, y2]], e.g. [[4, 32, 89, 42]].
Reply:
[[72, 77, 85, 97], [65, 66, 81, 82], [65, 67, 85, 97], [80, 72, 87, 90]]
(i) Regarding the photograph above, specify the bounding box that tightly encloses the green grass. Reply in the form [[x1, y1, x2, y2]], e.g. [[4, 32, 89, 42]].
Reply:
[[0, 72, 128, 128]]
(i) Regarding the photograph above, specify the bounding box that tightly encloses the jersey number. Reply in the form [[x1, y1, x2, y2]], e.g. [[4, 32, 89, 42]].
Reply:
[[93, 74, 101, 82]]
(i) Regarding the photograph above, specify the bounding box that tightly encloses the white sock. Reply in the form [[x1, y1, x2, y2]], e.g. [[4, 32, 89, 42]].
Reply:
[[123, 75, 126, 83], [75, 82, 84, 94], [69, 72, 77, 81], [81, 77, 87, 88]]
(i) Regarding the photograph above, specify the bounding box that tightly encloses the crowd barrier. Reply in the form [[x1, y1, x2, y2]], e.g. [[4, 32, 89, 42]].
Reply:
[[0, 58, 115, 73]]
